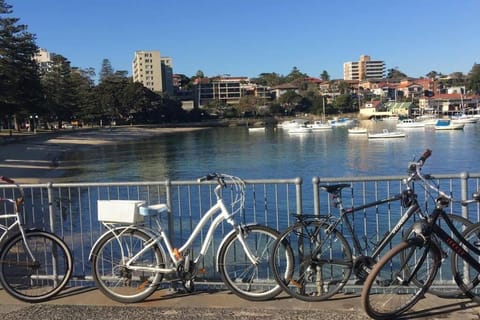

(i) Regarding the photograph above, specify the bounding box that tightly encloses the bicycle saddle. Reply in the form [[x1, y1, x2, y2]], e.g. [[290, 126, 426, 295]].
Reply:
[[139, 203, 169, 216], [320, 184, 351, 194]]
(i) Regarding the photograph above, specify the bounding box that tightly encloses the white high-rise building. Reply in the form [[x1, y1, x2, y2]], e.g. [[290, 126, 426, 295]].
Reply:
[[343, 55, 385, 81], [132, 50, 173, 95]]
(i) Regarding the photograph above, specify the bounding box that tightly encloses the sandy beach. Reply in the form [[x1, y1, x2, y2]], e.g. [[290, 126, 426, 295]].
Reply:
[[0, 126, 207, 184]]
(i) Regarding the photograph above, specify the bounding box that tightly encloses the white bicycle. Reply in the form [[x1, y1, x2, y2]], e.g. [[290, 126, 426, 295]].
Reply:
[[89, 173, 290, 303], [0, 175, 73, 302]]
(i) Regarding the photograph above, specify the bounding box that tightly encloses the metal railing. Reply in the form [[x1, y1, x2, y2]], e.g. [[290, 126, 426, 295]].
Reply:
[[1, 173, 480, 289]]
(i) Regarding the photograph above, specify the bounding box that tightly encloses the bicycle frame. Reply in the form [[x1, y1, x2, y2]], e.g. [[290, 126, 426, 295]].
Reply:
[[422, 207, 480, 282], [318, 189, 421, 260], [0, 193, 38, 262], [99, 189, 258, 275]]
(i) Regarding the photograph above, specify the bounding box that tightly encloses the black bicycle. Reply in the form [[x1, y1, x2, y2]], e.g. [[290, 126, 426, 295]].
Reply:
[[361, 149, 480, 319], [270, 149, 471, 301]]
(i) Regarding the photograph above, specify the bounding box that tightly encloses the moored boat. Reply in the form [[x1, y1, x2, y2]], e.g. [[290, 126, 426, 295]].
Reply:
[[248, 127, 265, 132], [450, 113, 478, 124], [434, 119, 465, 130], [348, 127, 367, 135], [288, 125, 312, 134], [367, 129, 406, 139], [278, 119, 309, 129], [396, 119, 425, 129], [328, 117, 356, 127], [308, 120, 332, 131]]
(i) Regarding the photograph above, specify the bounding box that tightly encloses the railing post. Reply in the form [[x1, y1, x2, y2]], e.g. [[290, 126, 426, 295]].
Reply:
[[295, 177, 303, 215], [47, 181, 59, 286], [461, 171, 469, 219], [312, 176, 320, 216], [165, 179, 173, 242], [47, 182, 56, 233]]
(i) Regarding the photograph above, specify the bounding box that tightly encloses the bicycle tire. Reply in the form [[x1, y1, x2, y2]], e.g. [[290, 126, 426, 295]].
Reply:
[[451, 221, 480, 302], [270, 219, 353, 302], [91, 227, 165, 303], [403, 213, 471, 298], [0, 230, 73, 302], [217, 224, 285, 301], [361, 238, 441, 320]]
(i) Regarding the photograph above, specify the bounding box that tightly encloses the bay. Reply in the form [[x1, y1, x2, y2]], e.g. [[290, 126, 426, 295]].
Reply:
[[63, 120, 480, 183]]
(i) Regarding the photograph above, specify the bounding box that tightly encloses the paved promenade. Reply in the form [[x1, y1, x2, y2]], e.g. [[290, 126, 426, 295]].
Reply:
[[1, 287, 480, 320]]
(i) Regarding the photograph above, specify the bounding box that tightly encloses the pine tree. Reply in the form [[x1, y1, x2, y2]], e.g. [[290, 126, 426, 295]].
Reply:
[[0, 0, 41, 131]]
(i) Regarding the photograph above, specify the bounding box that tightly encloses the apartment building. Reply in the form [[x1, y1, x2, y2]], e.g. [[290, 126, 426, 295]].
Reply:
[[34, 48, 52, 73], [132, 50, 173, 95], [194, 76, 270, 108], [344, 55, 385, 81]]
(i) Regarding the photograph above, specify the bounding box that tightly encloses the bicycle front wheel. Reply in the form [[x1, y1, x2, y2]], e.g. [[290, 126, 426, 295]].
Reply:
[[403, 213, 471, 298], [91, 227, 165, 303], [270, 219, 352, 301], [0, 230, 73, 302], [218, 224, 285, 301], [361, 238, 441, 320]]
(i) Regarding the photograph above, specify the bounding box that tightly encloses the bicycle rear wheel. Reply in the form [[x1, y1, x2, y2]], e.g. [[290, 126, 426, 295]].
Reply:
[[451, 221, 480, 302], [90, 227, 165, 303], [361, 238, 441, 319], [270, 219, 352, 301], [218, 224, 286, 301], [0, 230, 73, 302]]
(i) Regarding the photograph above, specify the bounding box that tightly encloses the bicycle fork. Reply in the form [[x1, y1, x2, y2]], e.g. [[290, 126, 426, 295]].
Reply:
[[233, 224, 260, 265]]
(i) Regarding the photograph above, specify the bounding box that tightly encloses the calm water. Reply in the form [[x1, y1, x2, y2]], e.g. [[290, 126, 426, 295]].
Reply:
[[63, 120, 480, 183]]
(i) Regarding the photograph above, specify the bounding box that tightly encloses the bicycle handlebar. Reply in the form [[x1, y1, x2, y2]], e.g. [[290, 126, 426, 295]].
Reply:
[[408, 149, 453, 203], [418, 149, 432, 164], [0, 176, 15, 184], [0, 175, 24, 208]]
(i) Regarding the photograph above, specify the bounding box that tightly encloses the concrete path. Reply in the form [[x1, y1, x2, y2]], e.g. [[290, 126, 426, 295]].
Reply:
[[1, 287, 480, 319]]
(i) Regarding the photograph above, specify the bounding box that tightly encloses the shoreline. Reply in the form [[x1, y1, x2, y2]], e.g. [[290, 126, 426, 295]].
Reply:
[[0, 126, 209, 184]]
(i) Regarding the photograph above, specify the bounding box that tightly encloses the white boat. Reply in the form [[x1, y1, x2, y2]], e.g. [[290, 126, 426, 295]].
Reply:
[[307, 120, 332, 131], [381, 115, 400, 122], [278, 119, 309, 129], [396, 119, 425, 129], [450, 113, 478, 124], [328, 117, 355, 127], [416, 114, 439, 126], [288, 125, 312, 134], [348, 127, 367, 135], [368, 129, 406, 139], [248, 127, 265, 132], [434, 119, 465, 130]]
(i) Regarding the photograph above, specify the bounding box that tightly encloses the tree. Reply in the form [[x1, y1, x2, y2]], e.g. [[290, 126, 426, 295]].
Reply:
[[252, 72, 284, 87], [278, 90, 302, 114], [332, 94, 352, 113], [467, 63, 480, 94], [285, 67, 307, 83], [0, 0, 42, 130], [320, 70, 330, 81], [386, 68, 408, 80], [41, 54, 79, 128], [194, 70, 205, 79], [99, 58, 114, 83], [426, 70, 442, 79]]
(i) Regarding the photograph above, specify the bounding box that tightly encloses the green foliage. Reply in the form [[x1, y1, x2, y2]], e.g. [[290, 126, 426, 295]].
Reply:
[[99, 58, 114, 82], [467, 63, 480, 94], [0, 0, 42, 128], [386, 68, 408, 80]]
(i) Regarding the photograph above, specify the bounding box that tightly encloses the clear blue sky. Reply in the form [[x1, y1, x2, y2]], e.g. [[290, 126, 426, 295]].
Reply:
[[8, 0, 480, 80]]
